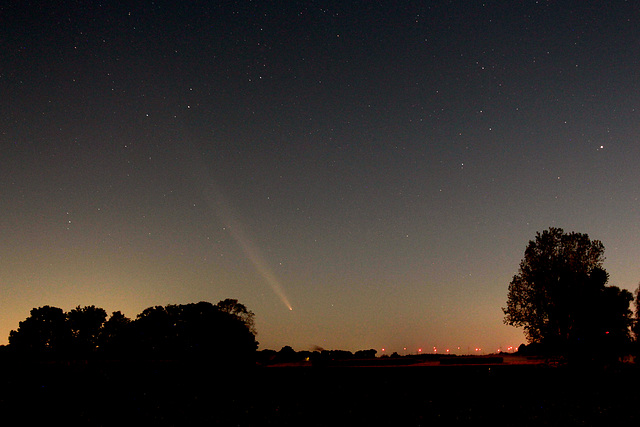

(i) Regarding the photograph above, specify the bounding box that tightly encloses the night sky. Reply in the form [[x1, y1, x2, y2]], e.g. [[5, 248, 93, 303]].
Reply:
[[2, 0, 640, 354]]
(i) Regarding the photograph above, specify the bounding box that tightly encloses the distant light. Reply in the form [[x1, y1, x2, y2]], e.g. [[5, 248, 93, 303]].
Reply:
[[418, 348, 422, 353], [381, 348, 385, 352]]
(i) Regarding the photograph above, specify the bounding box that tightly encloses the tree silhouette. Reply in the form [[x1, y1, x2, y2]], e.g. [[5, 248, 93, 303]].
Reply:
[[131, 305, 175, 357], [67, 305, 107, 355], [276, 345, 297, 362], [9, 306, 71, 357], [504, 228, 633, 358], [215, 298, 256, 335], [6, 299, 258, 365], [596, 286, 633, 350], [98, 311, 132, 355], [633, 284, 640, 353], [130, 301, 258, 364], [354, 349, 378, 359], [175, 301, 258, 364]]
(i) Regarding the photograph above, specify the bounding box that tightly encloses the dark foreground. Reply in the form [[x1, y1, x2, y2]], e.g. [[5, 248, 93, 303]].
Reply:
[[1, 360, 638, 426]]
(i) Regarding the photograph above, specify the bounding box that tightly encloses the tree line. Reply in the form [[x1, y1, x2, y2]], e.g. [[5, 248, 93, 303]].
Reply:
[[5, 227, 640, 367], [4, 299, 258, 366], [258, 345, 379, 366]]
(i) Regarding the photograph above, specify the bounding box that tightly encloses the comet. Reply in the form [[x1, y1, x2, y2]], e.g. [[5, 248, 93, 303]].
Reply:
[[202, 181, 293, 311]]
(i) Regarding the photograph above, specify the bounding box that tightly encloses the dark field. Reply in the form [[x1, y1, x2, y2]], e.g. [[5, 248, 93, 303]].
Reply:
[[1, 360, 638, 426]]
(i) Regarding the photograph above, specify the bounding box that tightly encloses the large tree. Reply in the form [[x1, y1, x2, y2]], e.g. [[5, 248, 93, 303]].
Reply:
[[503, 228, 632, 355], [130, 301, 258, 364], [9, 306, 71, 356]]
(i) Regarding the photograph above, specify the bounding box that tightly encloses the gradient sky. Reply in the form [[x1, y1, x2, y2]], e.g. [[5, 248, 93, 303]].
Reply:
[[2, 1, 640, 354]]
